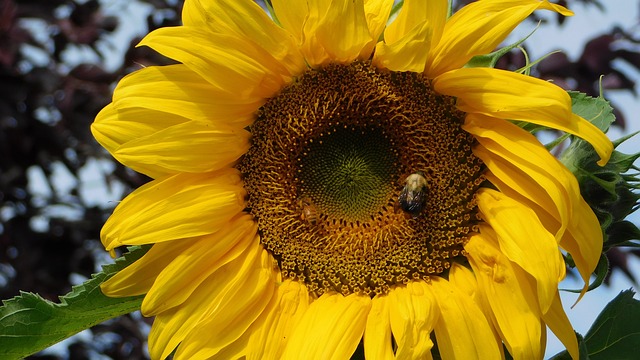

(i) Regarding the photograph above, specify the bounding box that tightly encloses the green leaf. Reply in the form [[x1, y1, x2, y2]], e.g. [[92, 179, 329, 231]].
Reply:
[[583, 289, 640, 360], [553, 92, 614, 161], [605, 221, 640, 247], [0, 245, 149, 359], [550, 291, 640, 360], [568, 92, 615, 133], [549, 333, 589, 360]]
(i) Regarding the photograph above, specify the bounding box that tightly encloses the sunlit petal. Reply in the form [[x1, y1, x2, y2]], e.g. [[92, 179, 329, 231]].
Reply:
[[281, 293, 371, 360]]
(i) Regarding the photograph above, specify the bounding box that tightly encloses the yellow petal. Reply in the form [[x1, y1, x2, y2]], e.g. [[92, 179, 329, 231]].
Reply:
[[139, 27, 291, 99], [543, 291, 580, 360], [100, 169, 245, 251], [383, 0, 446, 45], [181, 0, 305, 77], [427, 0, 572, 76], [207, 333, 249, 360], [450, 262, 506, 359], [110, 64, 262, 122], [464, 114, 576, 240], [281, 293, 371, 360], [100, 240, 189, 297], [113, 120, 249, 175], [388, 281, 439, 360], [465, 229, 546, 359], [247, 280, 311, 360], [363, 294, 394, 360], [301, 0, 375, 66], [434, 68, 612, 165], [448, 262, 478, 299], [149, 242, 275, 360], [465, 114, 602, 299], [476, 188, 562, 313], [92, 105, 184, 179], [508, 257, 579, 358], [486, 172, 601, 303], [363, 0, 395, 42], [373, 22, 432, 72], [174, 247, 277, 359], [97, 116, 249, 178], [567, 113, 613, 166], [271, 0, 308, 43], [430, 277, 502, 360], [91, 65, 260, 178], [147, 240, 263, 359], [208, 274, 294, 360], [141, 215, 257, 315], [373, 0, 446, 72]]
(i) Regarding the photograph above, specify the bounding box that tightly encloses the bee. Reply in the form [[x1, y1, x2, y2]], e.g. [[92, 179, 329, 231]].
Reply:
[[397, 172, 428, 218], [298, 196, 318, 225]]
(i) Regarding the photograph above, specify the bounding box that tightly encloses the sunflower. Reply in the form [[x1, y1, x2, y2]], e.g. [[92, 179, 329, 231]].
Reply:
[[92, 0, 613, 359]]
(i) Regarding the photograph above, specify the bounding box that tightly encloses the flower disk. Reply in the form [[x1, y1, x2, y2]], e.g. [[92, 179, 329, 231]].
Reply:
[[239, 61, 485, 296]]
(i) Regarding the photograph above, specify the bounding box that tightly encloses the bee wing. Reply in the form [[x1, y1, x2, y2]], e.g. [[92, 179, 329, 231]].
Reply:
[[408, 190, 427, 212], [398, 187, 410, 207]]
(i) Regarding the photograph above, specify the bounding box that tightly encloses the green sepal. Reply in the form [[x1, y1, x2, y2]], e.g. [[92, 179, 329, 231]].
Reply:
[[389, 0, 404, 20], [560, 92, 640, 254], [0, 245, 150, 359], [562, 252, 609, 294], [263, 0, 279, 27], [467, 32, 530, 69], [604, 220, 640, 248]]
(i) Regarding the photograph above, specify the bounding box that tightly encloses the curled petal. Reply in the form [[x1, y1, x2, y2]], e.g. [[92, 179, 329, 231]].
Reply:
[[374, 22, 432, 72], [476, 188, 563, 313], [435, 68, 613, 165], [139, 27, 291, 99], [374, 0, 446, 72], [301, 0, 376, 66], [363, 0, 395, 43], [427, 0, 572, 76], [181, 0, 306, 76], [465, 229, 546, 359], [389, 281, 439, 360]]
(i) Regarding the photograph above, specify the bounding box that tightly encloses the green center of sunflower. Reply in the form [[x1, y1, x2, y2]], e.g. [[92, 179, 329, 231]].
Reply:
[[238, 61, 485, 297], [298, 126, 397, 222]]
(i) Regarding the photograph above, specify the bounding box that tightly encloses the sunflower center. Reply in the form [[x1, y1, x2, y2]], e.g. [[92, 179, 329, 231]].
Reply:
[[298, 126, 397, 222], [238, 61, 485, 297]]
